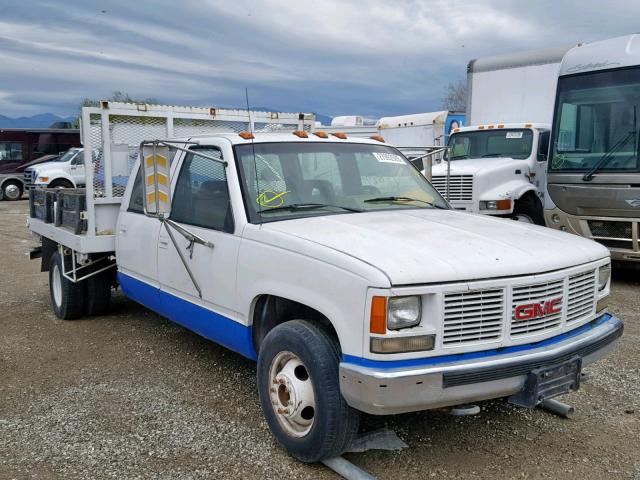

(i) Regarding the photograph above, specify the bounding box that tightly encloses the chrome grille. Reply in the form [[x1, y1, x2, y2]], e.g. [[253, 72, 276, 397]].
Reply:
[[443, 289, 504, 346], [23, 169, 35, 189], [566, 269, 596, 323], [510, 279, 564, 337], [430, 175, 473, 201]]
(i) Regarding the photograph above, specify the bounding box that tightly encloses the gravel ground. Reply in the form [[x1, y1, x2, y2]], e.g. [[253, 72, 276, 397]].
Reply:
[[0, 200, 638, 480]]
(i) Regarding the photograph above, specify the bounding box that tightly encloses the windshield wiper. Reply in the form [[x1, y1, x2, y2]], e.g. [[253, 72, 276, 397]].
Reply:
[[582, 129, 636, 181], [364, 196, 445, 209], [258, 203, 363, 214]]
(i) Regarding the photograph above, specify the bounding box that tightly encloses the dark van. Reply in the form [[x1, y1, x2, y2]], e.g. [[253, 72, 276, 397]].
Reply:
[[0, 128, 80, 200]]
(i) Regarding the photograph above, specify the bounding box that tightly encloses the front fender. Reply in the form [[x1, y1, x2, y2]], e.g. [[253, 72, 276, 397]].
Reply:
[[480, 179, 537, 212]]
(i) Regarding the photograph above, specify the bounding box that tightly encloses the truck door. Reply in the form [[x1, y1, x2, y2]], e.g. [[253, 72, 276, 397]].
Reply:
[[70, 151, 86, 186], [156, 146, 245, 351], [534, 130, 551, 206], [115, 165, 163, 288]]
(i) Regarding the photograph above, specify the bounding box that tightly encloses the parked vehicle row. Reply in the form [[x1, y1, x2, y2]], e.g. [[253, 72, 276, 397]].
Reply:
[[0, 128, 80, 200]]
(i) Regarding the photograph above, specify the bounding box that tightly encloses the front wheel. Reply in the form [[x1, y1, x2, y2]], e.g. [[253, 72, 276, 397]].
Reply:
[[257, 320, 359, 462], [513, 194, 545, 226], [2, 181, 23, 201]]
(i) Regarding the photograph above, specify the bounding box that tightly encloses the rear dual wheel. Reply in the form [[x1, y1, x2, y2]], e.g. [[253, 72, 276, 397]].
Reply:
[[49, 251, 112, 319]]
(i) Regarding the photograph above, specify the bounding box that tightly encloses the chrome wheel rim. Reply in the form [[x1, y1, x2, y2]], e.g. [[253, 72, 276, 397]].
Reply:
[[52, 263, 62, 307], [268, 351, 316, 438], [4, 184, 20, 200]]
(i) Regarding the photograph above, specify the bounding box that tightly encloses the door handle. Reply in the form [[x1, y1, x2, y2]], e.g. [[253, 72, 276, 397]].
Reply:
[[119, 224, 127, 234]]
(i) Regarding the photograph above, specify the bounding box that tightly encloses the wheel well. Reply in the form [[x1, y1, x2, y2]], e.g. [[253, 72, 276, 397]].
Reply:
[[251, 295, 339, 353], [49, 178, 74, 187], [1, 178, 24, 188], [516, 189, 540, 205]]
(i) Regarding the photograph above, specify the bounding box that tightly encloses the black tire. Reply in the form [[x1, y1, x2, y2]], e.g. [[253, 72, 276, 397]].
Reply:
[[2, 180, 23, 201], [86, 270, 112, 316], [257, 320, 359, 463], [49, 251, 86, 320], [513, 194, 545, 226], [48, 179, 74, 189]]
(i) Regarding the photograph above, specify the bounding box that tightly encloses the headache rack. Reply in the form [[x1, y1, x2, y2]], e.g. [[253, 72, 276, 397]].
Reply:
[[27, 102, 315, 254]]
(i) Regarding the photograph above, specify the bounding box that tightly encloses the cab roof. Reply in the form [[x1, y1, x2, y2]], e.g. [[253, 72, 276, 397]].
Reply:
[[455, 122, 550, 133], [170, 131, 390, 146]]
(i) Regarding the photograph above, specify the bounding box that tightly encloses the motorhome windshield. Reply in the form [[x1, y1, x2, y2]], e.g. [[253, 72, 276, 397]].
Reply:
[[549, 67, 640, 173], [448, 129, 533, 160], [235, 142, 448, 223]]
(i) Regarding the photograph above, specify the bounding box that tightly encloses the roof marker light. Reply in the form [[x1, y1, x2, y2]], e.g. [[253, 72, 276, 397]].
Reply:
[[332, 132, 348, 139], [453, 128, 460, 133], [313, 131, 329, 138], [370, 135, 385, 142], [238, 131, 254, 139], [524, 123, 533, 128], [487, 124, 495, 129], [293, 130, 308, 138], [478, 125, 485, 130], [498, 124, 505, 128]]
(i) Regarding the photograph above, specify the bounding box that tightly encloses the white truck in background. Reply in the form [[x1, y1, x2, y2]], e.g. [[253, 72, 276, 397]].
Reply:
[[26, 103, 622, 464], [24, 147, 88, 189], [431, 46, 573, 224]]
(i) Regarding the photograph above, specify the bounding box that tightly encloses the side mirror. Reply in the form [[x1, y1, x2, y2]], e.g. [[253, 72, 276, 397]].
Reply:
[[537, 131, 550, 162], [141, 144, 172, 217]]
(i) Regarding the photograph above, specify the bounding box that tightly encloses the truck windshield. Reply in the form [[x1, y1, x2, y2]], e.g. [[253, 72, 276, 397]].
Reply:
[[55, 149, 79, 162], [448, 129, 533, 160], [235, 142, 448, 223], [549, 66, 640, 173]]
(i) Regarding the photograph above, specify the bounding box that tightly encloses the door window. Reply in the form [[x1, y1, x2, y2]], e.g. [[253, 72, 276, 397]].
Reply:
[[170, 149, 233, 233], [127, 167, 145, 214]]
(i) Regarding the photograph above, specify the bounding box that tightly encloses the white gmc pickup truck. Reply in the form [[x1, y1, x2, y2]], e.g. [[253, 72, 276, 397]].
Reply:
[[27, 104, 623, 463]]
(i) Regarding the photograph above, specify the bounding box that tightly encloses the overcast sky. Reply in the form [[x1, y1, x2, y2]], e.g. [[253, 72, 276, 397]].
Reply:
[[0, 0, 638, 118]]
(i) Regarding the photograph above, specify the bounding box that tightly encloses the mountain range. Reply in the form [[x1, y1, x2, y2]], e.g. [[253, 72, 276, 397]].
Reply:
[[0, 113, 77, 129]]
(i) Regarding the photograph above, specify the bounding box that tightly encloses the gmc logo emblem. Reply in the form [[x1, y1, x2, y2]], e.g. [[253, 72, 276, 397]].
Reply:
[[514, 297, 562, 321]]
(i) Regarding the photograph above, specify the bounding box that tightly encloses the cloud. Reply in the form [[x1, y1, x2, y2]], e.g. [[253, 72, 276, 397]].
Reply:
[[0, 0, 638, 118]]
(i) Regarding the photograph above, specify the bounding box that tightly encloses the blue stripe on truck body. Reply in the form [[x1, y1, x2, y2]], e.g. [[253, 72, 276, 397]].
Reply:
[[118, 272, 257, 360]]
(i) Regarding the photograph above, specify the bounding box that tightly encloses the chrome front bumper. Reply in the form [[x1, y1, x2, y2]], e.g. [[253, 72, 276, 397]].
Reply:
[[339, 314, 623, 415]]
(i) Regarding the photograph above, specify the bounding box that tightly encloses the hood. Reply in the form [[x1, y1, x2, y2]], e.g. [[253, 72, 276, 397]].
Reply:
[[262, 209, 608, 286], [17, 155, 60, 173], [30, 160, 67, 174], [432, 157, 525, 176]]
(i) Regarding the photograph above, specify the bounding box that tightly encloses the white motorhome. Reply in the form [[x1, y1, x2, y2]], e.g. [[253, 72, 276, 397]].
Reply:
[[26, 103, 622, 463], [432, 46, 573, 223], [545, 34, 640, 264]]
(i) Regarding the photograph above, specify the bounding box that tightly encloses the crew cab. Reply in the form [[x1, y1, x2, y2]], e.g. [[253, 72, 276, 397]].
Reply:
[[24, 147, 87, 190], [27, 104, 623, 463], [431, 123, 550, 225]]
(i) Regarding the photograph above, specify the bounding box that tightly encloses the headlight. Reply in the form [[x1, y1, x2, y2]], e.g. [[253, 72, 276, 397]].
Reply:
[[598, 263, 611, 291], [387, 296, 421, 330], [480, 199, 512, 210]]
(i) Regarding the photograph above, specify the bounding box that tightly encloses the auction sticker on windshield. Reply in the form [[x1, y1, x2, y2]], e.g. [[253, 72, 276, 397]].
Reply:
[[373, 152, 405, 164], [506, 132, 523, 139]]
